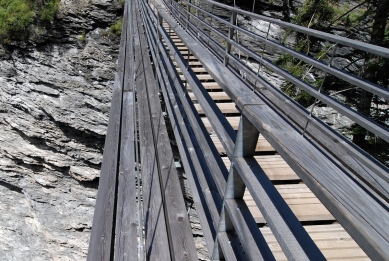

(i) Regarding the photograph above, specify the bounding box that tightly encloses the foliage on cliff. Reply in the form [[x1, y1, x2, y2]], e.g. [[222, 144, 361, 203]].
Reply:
[[0, 0, 60, 42]]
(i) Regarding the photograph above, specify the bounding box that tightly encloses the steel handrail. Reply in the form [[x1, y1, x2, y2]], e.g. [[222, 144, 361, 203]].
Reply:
[[167, 0, 389, 153], [193, 0, 389, 58], [148, 1, 389, 260]]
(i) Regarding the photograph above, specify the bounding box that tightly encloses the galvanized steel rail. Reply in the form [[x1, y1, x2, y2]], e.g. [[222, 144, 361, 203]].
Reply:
[[87, 0, 389, 260]]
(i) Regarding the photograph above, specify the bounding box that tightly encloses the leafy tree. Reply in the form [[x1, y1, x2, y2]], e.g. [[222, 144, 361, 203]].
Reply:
[[277, 0, 389, 165], [351, 0, 389, 163]]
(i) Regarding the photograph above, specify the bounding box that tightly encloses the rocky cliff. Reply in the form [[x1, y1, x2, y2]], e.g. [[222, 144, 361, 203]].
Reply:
[[0, 0, 122, 259]]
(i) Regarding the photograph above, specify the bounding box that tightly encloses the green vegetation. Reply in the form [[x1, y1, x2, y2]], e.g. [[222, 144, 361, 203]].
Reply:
[[79, 31, 86, 41], [277, 0, 389, 165], [332, 3, 367, 25], [0, 0, 60, 42], [110, 18, 123, 35], [40, 0, 60, 22], [0, 0, 35, 39], [292, 0, 338, 31]]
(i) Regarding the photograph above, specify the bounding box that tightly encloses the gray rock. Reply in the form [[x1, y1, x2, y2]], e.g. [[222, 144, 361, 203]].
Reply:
[[0, 0, 122, 260], [69, 166, 99, 182]]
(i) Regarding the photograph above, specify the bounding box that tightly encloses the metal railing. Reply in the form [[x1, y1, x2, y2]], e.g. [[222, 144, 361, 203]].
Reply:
[[143, 0, 389, 260], [168, 0, 389, 137], [165, 0, 389, 202]]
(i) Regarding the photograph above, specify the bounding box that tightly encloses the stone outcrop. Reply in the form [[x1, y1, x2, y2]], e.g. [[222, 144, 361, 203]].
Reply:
[[0, 0, 122, 259]]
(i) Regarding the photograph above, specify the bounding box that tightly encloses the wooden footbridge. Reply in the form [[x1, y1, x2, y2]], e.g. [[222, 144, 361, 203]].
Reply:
[[87, 0, 389, 260]]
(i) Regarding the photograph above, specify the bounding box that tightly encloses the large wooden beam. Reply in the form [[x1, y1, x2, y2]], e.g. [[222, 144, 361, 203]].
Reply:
[[87, 1, 129, 260], [135, 1, 198, 259]]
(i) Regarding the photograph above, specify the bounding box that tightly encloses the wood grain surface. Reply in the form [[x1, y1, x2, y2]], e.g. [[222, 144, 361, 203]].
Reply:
[[87, 2, 129, 259], [134, 7, 171, 260]]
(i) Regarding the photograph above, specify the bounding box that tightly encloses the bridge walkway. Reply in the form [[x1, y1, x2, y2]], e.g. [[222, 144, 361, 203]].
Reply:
[[87, 0, 389, 260]]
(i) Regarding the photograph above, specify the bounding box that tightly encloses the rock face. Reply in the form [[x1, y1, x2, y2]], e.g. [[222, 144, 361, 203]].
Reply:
[[0, 0, 122, 259]]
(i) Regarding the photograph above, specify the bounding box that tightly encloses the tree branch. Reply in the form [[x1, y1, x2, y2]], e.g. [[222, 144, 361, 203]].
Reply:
[[329, 1, 368, 27]]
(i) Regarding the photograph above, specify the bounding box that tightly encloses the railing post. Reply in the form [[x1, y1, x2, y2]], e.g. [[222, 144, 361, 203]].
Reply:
[[157, 12, 163, 53], [227, 115, 259, 198], [224, 11, 237, 66], [261, 22, 271, 59], [186, 0, 191, 30], [302, 43, 338, 137], [211, 115, 259, 260]]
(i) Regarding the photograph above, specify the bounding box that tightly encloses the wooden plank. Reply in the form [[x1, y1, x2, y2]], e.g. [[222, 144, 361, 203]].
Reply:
[[172, 55, 198, 60], [146, 79, 199, 260], [189, 81, 222, 89], [202, 116, 240, 130], [245, 197, 322, 205], [173, 61, 203, 66], [170, 35, 184, 40], [115, 1, 129, 75], [166, 42, 187, 47], [194, 102, 239, 114], [87, 73, 124, 261], [176, 54, 198, 59], [222, 155, 299, 180], [87, 2, 129, 259], [260, 224, 370, 260], [114, 2, 137, 257], [176, 50, 196, 54], [180, 74, 215, 81], [139, 2, 221, 254], [211, 134, 275, 153], [268, 247, 369, 261], [189, 91, 231, 101], [175, 47, 195, 52], [134, 8, 171, 261], [274, 184, 323, 195], [248, 203, 334, 223], [137, 3, 199, 259], [137, 68, 171, 260], [177, 67, 208, 73], [114, 92, 137, 261], [123, 2, 134, 92], [246, 184, 323, 201]]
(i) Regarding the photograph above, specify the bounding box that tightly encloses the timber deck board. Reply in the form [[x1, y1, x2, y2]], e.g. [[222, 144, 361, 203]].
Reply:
[[260, 224, 370, 260], [136, 2, 199, 259], [211, 134, 275, 153], [135, 9, 172, 260], [87, 3, 129, 260]]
